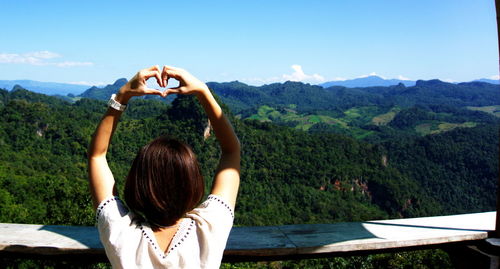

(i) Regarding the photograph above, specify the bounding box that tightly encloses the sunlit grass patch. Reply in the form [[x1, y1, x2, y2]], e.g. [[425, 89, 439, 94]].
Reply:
[[415, 121, 477, 135], [467, 105, 500, 117], [372, 107, 401, 126]]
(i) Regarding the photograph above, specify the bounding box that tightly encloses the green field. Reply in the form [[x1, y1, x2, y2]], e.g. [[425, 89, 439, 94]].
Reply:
[[372, 107, 401, 126], [246, 105, 385, 138], [247, 105, 275, 122], [415, 121, 477, 136], [467, 105, 500, 117], [247, 105, 350, 130], [247, 105, 482, 139]]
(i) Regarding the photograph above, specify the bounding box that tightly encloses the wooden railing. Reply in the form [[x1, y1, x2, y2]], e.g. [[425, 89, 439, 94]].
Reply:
[[0, 212, 498, 264]]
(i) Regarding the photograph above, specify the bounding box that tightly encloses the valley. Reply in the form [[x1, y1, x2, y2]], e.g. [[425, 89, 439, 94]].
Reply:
[[0, 79, 498, 267], [244, 104, 494, 139]]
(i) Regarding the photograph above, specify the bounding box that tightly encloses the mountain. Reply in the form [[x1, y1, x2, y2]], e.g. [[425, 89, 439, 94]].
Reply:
[[205, 79, 500, 114], [0, 88, 430, 226], [0, 81, 496, 267], [78, 78, 127, 100], [473, 78, 500, 84], [320, 76, 416, 88], [0, 87, 496, 225], [207, 81, 333, 112], [0, 76, 496, 97], [73, 78, 500, 116], [0, 79, 90, 96]]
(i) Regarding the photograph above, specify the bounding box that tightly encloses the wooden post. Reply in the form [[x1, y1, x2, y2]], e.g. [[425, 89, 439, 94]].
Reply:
[[496, 0, 500, 237]]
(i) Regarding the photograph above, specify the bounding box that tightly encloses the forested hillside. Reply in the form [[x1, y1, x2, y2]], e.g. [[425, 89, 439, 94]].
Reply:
[[205, 79, 500, 114], [78, 78, 127, 100], [2, 79, 497, 224], [0, 87, 432, 227], [0, 81, 497, 268]]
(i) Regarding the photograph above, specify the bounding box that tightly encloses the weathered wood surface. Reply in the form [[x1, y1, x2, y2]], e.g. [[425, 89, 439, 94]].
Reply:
[[226, 211, 496, 258], [0, 212, 495, 261]]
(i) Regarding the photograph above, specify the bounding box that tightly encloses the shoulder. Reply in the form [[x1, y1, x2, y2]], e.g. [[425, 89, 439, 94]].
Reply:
[[188, 194, 234, 223], [181, 195, 234, 268], [187, 194, 234, 240], [96, 196, 138, 239], [96, 196, 130, 223]]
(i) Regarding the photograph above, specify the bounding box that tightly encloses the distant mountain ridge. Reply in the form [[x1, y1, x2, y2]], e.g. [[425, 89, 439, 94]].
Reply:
[[75, 78, 500, 113], [0, 80, 90, 96], [320, 75, 500, 88], [474, 78, 500, 84], [0, 76, 497, 97], [320, 76, 416, 88], [204, 79, 500, 114], [78, 78, 127, 100]]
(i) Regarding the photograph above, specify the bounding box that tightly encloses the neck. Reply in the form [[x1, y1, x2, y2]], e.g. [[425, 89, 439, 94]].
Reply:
[[152, 219, 181, 232]]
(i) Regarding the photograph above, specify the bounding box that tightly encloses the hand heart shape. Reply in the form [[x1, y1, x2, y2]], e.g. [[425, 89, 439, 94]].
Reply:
[[120, 65, 208, 100]]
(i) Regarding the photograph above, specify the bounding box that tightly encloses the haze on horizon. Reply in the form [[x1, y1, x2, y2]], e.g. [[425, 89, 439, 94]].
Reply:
[[0, 0, 497, 86]]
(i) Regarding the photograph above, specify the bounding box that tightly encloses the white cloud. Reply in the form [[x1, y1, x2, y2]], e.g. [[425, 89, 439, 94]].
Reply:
[[0, 53, 41, 65], [489, 75, 500, 80], [282, 64, 325, 82], [240, 68, 416, 86], [357, 72, 386, 79], [55, 61, 93, 67], [240, 65, 325, 86], [25, 51, 61, 59], [0, 51, 93, 67], [240, 77, 281, 85], [397, 75, 411, 80]]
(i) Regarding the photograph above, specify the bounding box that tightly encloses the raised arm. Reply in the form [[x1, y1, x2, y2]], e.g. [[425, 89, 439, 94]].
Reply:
[[162, 66, 241, 209], [88, 66, 166, 209]]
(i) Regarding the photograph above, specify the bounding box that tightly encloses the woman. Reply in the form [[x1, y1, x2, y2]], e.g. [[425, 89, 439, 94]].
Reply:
[[88, 65, 240, 268]]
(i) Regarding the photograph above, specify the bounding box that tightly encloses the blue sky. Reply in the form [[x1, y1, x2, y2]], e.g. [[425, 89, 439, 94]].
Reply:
[[0, 0, 497, 86]]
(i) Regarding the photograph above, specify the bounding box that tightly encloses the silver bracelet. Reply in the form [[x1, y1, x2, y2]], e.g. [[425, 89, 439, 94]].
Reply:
[[108, 94, 127, 111]]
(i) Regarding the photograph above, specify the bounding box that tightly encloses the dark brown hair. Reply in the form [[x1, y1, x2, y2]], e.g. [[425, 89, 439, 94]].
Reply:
[[124, 136, 204, 229]]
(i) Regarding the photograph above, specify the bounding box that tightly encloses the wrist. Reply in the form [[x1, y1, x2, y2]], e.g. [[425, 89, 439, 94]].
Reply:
[[115, 90, 132, 105], [108, 94, 128, 112], [195, 86, 211, 98]]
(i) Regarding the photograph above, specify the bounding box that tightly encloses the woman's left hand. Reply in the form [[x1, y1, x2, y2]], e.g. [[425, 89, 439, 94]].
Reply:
[[116, 65, 167, 104]]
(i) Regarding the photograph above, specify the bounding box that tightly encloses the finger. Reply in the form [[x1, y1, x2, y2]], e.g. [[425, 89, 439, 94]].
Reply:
[[161, 89, 169, 97], [145, 65, 161, 72], [164, 69, 184, 80], [139, 70, 162, 83], [161, 66, 169, 87], [164, 87, 182, 97], [140, 66, 162, 86], [163, 65, 182, 72], [166, 87, 181, 94], [143, 88, 163, 96], [154, 72, 163, 88]]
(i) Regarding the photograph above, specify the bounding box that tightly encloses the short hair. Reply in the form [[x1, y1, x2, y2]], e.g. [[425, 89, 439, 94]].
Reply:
[[124, 136, 204, 229]]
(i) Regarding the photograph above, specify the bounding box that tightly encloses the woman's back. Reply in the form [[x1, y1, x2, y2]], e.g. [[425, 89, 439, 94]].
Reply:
[[97, 195, 233, 268], [88, 65, 240, 268]]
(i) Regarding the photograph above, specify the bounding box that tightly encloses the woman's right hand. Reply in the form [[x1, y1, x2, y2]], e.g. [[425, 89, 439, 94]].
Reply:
[[116, 65, 167, 104], [161, 65, 209, 96]]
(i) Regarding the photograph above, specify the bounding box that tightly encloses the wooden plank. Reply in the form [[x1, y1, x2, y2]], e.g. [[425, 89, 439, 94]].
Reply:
[[225, 226, 296, 257], [0, 223, 102, 255], [0, 212, 496, 261], [281, 212, 495, 255]]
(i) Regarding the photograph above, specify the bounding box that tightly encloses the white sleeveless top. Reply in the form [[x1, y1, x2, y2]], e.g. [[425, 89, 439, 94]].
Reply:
[[96, 194, 234, 268]]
